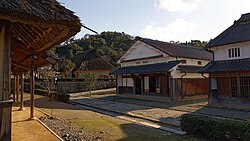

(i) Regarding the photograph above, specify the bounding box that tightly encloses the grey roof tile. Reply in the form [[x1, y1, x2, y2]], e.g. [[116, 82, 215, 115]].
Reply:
[[206, 13, 250, 48], [111, 61, 181, 74], [199, 58, 250, 73], [139, 38, 212, 60]]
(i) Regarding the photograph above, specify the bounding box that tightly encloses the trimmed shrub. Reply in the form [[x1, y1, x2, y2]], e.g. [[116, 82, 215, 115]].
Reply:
[[57, 93, 70, 102], [181, 114, 250, 141]]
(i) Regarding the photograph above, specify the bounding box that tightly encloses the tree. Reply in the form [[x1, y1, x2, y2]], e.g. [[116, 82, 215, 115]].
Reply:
[[82, 73, 97, 95], [54, 31, 136, 67]]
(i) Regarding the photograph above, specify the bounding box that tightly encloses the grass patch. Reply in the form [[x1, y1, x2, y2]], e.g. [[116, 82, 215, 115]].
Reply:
[[69, 116, 204, 141]]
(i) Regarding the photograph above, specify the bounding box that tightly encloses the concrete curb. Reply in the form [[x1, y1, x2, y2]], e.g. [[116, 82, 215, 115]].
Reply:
[[70, 101, 185, 135], [35, 107, 64, 141], [71, 101, 180, 127]]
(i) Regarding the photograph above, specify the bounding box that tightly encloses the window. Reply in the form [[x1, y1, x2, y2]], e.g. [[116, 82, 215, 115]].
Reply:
[[228, 48, 240, 58], [240, 76, 250, 99], [135, 61, 140, 64], [142, 61, 148, 64], [197, 61, 202, 65], [230, 77, 237, 97]]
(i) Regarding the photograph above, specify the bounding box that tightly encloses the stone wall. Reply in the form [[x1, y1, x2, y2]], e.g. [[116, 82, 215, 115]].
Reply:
[[56, 80, 116, 94]]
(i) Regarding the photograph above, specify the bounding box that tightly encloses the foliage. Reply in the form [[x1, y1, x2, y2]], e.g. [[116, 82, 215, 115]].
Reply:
[[54, 31, 135, 67], [52, 31, 210, 68], [181, 114, 250, 141], [82, 73, 97, 95]]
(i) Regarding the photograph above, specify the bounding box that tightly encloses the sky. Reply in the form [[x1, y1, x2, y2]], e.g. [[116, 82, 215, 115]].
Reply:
[[58, 0, 250, 42]]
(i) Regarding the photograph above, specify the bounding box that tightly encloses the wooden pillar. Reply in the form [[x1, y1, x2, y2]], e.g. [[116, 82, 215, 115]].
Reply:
[[30, 67, 35, 119], [0, 20, 12, 141], [15, 72, 19, 104], [19, 73, 24, 110], [139, 74, 144, 95], [13, 73, 16, 102]]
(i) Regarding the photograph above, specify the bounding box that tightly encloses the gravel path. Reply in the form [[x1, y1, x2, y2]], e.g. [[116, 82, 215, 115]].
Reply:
[[39, 116, 97, 141]]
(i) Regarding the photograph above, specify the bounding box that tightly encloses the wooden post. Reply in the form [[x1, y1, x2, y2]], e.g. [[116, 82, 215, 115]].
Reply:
[[139, 74, 144, 95], [15, 72, 19, 104], [19, 73, 24, 110], [13, 73, 16, 102], [0, 20, 12, 141], [30, 67, 36, 119]]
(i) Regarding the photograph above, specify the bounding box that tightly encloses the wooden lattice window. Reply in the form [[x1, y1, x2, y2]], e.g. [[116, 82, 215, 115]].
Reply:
[[230, 77, 237, 98], [240, 76, 250, 99]]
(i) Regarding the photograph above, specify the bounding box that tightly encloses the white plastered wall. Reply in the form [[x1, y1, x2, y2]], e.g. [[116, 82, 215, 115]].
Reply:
[[213, 41, 250, 61]]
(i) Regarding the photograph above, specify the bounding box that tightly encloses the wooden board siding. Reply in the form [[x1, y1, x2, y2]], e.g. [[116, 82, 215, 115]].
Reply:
[[216, 76, 250, 101], [180, 78, 208, 97], [217, 77, 231, 97], [160, 75, 169, 96]]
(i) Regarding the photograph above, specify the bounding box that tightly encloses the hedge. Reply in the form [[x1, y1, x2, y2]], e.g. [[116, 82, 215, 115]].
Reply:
[[181, 114, 250, 141]]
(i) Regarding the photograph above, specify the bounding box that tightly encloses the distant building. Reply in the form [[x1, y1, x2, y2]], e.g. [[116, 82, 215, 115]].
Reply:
[[112, 37, 212, 100], [200, 13, 250, 105], [71, 49, 115, 78]]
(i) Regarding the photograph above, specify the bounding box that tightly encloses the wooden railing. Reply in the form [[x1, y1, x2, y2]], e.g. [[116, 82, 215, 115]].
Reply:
[[0, 100, 13, 141]]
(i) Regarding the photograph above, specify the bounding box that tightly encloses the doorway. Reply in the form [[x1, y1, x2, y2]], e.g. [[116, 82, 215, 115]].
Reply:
[[135, 77, 141, 94]]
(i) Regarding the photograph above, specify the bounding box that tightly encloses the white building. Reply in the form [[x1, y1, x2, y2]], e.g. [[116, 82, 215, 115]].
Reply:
[[200, 13, 250, 105], [112, 37, 212, 100]]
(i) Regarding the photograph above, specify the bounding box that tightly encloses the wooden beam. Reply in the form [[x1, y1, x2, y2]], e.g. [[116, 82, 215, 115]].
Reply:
[[11, 62, 31, 71], [36, 27, 69, 52], [18, 54, 31, 64]]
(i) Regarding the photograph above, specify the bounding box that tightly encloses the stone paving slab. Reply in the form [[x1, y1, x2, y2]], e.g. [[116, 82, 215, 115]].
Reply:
[[71, 95, 250, 127]]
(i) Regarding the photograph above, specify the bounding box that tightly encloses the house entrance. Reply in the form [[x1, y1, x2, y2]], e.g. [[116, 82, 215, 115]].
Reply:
[[149, 76, 156, 93], [135, 77, 141, 94]]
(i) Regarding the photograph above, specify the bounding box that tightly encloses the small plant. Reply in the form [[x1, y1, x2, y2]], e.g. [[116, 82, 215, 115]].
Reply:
[[83, 73, 97, 95]]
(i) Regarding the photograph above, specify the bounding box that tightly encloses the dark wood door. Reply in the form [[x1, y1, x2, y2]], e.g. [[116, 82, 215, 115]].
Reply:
[[149, 76, 156, 93], [135, 77, 141, 94]]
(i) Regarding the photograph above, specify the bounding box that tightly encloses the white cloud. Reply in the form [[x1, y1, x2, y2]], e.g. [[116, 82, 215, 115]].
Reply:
[[157, 0, 202, 12], [140, 18, 199, 42]]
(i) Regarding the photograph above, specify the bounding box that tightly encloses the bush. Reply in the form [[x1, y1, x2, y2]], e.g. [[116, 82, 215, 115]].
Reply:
[[57, 93, 70, 102], [181, 114, 250, 141], [35, 89, 49, 96]]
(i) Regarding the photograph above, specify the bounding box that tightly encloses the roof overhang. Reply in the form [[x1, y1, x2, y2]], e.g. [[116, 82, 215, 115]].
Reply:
[[111, 61, 181, 75]]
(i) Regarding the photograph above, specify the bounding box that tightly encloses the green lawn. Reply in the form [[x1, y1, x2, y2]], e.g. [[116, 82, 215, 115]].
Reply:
[[69, 116, 204, 141]]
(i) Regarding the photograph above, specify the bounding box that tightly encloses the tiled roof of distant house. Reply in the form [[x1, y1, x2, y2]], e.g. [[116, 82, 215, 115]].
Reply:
[[139, 38, 212, 61], [199, 58, 250, 73], [111, 61, 181, 74], [72, 49, 115, 71], [206, 13, 250, 48]]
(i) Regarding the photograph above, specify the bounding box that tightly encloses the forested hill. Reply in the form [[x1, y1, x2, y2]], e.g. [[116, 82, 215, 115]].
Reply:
[[54, 31, 136, 67], [53, 31, 209, 67]]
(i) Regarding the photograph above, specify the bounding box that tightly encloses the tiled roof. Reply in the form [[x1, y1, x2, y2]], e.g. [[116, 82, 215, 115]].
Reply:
[[139, 38, 212, 60], [178, 65, 204, 73], [206, 13, 250, 48], [111, 61, 180, 74], [72, 49, 115, 71], [199, 58, 250, 73]]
